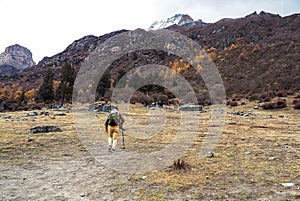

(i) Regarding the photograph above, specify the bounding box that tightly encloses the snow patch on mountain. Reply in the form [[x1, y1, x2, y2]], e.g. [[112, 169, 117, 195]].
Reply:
[[148, 14, 195, 30]]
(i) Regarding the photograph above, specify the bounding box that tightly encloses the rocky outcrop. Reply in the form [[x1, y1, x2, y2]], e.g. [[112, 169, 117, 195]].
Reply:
[[0, 44, 36, 72]]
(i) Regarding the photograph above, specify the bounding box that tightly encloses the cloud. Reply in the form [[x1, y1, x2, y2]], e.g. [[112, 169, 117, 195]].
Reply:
[[155, 0, 299, 22]]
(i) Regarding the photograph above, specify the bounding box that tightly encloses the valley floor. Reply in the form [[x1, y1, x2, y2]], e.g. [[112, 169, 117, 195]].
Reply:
[[0, 100, 299, 200]]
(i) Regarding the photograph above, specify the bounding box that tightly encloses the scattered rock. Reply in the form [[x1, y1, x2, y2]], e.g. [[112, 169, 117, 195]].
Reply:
[[282, 183, 295, 187], [227, 111, 251, 116], [3, 115, 12, 119], [54, 113, 66, 116], [278, 115, 288, 118], [141, 176, 147, 180], [27, 137, 34, 142], [157, 157, 163, 161], [18, 117, 28, 121], [207, 151, 214, 158], [179, 105, 202, 111], [80, 193, 86, 197], [245, 151, 251, 155], [29, 126, 62, 134], [27, 112, 38, 116], [254, 106, 259, 109], [47, 105, 61, 109], [40, 111, 50, 116], [240, 138, 246, 141]]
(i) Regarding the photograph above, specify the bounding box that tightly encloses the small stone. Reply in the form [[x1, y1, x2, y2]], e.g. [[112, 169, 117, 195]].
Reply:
[[27, 112, 38, 116], [207, 152, 214, 158], [245, 151, 251, 155], [141, 176, 147, 180], [3, 115, 12, 119], [80, 193, 85, 197], [157, 157, 163, 161], [27, 138, 34, 142], [240, 138, 246, 141], [278, 115, 288, 118], [254, 106, 259, 109], [282, 183, 294, 187], [54, 113, 66, 116], [40, 111, 50, 116]]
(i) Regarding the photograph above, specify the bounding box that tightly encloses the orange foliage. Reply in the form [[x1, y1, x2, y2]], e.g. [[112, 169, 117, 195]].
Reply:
[[229, 43, 238, 51], [208, 52, 217, 61], [25, 88, 37, 103], [169, 59, 190, 77], [252, 44, 261, 53], [14, 86, 23, 100]]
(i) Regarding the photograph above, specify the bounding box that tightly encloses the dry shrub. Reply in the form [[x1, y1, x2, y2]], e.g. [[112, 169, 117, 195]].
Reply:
[[262, 99, 287, 110], [275, 90, 288, 97], [293, 99, 300, 109], [250, 92, 274, 102], [227, 100, 238, 107], [131, 92, 154, 106], [172, 159, 190, 171], [259, 92, 273, 102]]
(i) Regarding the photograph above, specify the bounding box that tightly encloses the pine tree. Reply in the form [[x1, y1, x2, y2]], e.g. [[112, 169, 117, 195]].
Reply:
[[56, 62, 76, 106], [37, 68, 55, 103], [96, 71, 111, 99]]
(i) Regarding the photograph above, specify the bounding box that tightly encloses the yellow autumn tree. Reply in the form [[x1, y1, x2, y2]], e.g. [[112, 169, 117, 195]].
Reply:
[[229, 43, 238, 51], [25, 88, 37, 103], [14, 86, 23, 101], [169, 59, 191, 78], [0, 86, 11, 101]]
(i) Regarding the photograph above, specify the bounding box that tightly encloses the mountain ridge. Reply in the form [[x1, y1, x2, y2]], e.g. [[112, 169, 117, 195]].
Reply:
[[0, 11, 299, 104]]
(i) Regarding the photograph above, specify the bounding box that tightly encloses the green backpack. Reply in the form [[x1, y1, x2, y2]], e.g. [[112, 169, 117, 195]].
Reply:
[[108, 113, 118, 126]]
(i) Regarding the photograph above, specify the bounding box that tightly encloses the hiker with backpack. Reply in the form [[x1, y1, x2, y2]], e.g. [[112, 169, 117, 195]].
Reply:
[[104, 109, 125, 152]]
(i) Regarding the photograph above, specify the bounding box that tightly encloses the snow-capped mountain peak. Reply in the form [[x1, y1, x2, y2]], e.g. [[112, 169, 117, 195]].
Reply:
[[148, 14, 194, 30]]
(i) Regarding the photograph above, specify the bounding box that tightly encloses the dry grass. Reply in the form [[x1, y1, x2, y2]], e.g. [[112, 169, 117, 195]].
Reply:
[[1, 98, 299, 200]]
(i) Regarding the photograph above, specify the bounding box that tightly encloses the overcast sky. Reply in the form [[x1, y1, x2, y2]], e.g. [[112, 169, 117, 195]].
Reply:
[[1, 0, 299, 62]]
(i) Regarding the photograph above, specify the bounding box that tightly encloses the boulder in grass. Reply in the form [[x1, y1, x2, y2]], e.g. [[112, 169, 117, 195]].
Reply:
[[179, 105, 202, 111], [29, 125, 62, 134], [27, 112, 38, 116]]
